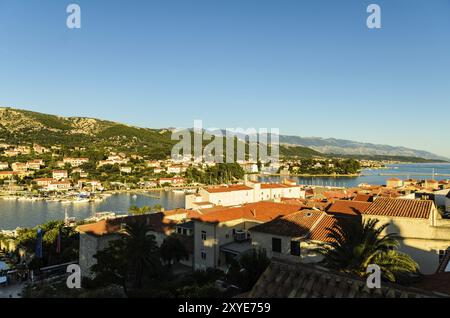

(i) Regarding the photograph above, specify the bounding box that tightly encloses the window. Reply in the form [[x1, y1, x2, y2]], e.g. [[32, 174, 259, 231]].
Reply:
[[290, 241, 301, 256], [201, 231, 207, 241], [201, 252, 207, 260], [272, 237, 282, 253], [177, 228, 182, 234], [182, 228, 187, 235]]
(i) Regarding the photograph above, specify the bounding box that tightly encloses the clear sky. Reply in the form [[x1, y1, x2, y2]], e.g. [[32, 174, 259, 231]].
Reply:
[[1, 0, 449, 157]]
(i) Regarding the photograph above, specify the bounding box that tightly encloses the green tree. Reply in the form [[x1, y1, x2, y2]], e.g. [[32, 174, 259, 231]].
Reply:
[[91, 220, 163, 293], [160, 235, 189, 268], [129, 205, 151, 215], [226, 249, 270, 292], [315, 218, 419, 283], [15, 221, 79, 267]]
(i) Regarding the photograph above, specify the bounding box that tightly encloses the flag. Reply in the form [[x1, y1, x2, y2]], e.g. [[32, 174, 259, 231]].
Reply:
[[56, 228, 62, 254], [35, 228, 43, 258]]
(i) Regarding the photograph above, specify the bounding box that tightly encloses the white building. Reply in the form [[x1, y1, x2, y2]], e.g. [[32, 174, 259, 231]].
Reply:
[[46, 181, 72, 191], [63, 157, 89, 167], [185, 181, 305, 209], [192, 201, 304, 270], [52, 170, 68, 180], [250, 209, 336, 264]]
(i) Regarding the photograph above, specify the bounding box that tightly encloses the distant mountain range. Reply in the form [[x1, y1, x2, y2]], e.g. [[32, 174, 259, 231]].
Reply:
[[277, 135, 448, 161], [218, 130, 448, 161], [0, 107, 447, 162]]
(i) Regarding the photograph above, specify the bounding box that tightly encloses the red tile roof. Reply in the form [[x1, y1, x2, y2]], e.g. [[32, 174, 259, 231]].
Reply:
[[280, 198, 330, 211], [309, 215, 338, 242], [260, 183, 297, 189], [250, 210, 323, 237], [363, 198, 433, 219], [323, 190, 354, 200], [250, 209, 338, 243], [353, 194, 374, 202], [205, 184, 252, 193], [326, 200, 372, 216], [77, 212, 179, 236], [192, 201, 303, 223]]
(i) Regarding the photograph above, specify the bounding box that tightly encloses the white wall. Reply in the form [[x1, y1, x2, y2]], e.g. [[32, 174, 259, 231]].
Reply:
[[362, 213, 450, 274], [250, 231, 324, 264]]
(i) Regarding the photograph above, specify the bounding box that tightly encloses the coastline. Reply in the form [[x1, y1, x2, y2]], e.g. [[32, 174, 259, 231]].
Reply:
[[256, 173, 361, 178]]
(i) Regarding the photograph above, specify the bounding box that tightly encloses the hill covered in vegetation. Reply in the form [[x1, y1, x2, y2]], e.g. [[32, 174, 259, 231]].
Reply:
[[0, 107, 319, 160]]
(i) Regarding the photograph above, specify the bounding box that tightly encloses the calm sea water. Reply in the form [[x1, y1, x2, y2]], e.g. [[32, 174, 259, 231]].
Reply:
[[257, 163, 450, 188], [1, 163, 449, 230], [0, 191, 185, 230]]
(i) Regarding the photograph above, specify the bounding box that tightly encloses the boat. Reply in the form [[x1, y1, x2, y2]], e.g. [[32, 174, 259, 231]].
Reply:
[[131, 194, 138, 199], [73, 198, 90, 204], [172, 189, 185, 194], [1, 196, 17, 201]]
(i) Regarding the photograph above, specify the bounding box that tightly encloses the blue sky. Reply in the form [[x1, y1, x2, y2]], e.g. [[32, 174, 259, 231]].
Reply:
[[1, 0, 449, 157]]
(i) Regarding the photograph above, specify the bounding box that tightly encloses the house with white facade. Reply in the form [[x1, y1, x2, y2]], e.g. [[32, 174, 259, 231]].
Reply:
[[45, 180, 72, 191], [360, 198, 450, 274], [76, 211, 195, 278], [63, 157, 89, 167], [250, 209, 337, 264], [191, 201, 304, 270], [186, 181, 305, 209], [52, 170, 68, 180]]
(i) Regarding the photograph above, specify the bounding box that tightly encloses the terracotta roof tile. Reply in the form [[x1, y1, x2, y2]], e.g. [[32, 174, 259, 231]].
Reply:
[[353, 194, 374, 202], [249, 210, 323, 237], [205, 184, 252, 193], [248, 258, 445, 298], [309, 216, 338, 242], [250, 209, 338, 243], [76, 212, 179, 236], [363, 198, 433, 219], [192, 201, 303, 223], [326, 200, 372, 216]]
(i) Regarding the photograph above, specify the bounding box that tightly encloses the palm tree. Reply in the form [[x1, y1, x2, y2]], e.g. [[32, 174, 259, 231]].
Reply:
[[316, 218, 419, 283], [160, 235, 188, 268], [92, 219, 162, 292], [122, 221, 161, 289], [129, 205, 151, 215]]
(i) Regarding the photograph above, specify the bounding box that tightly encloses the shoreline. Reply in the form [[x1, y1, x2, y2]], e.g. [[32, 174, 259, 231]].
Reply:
[[256, 173, 361, 178]]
